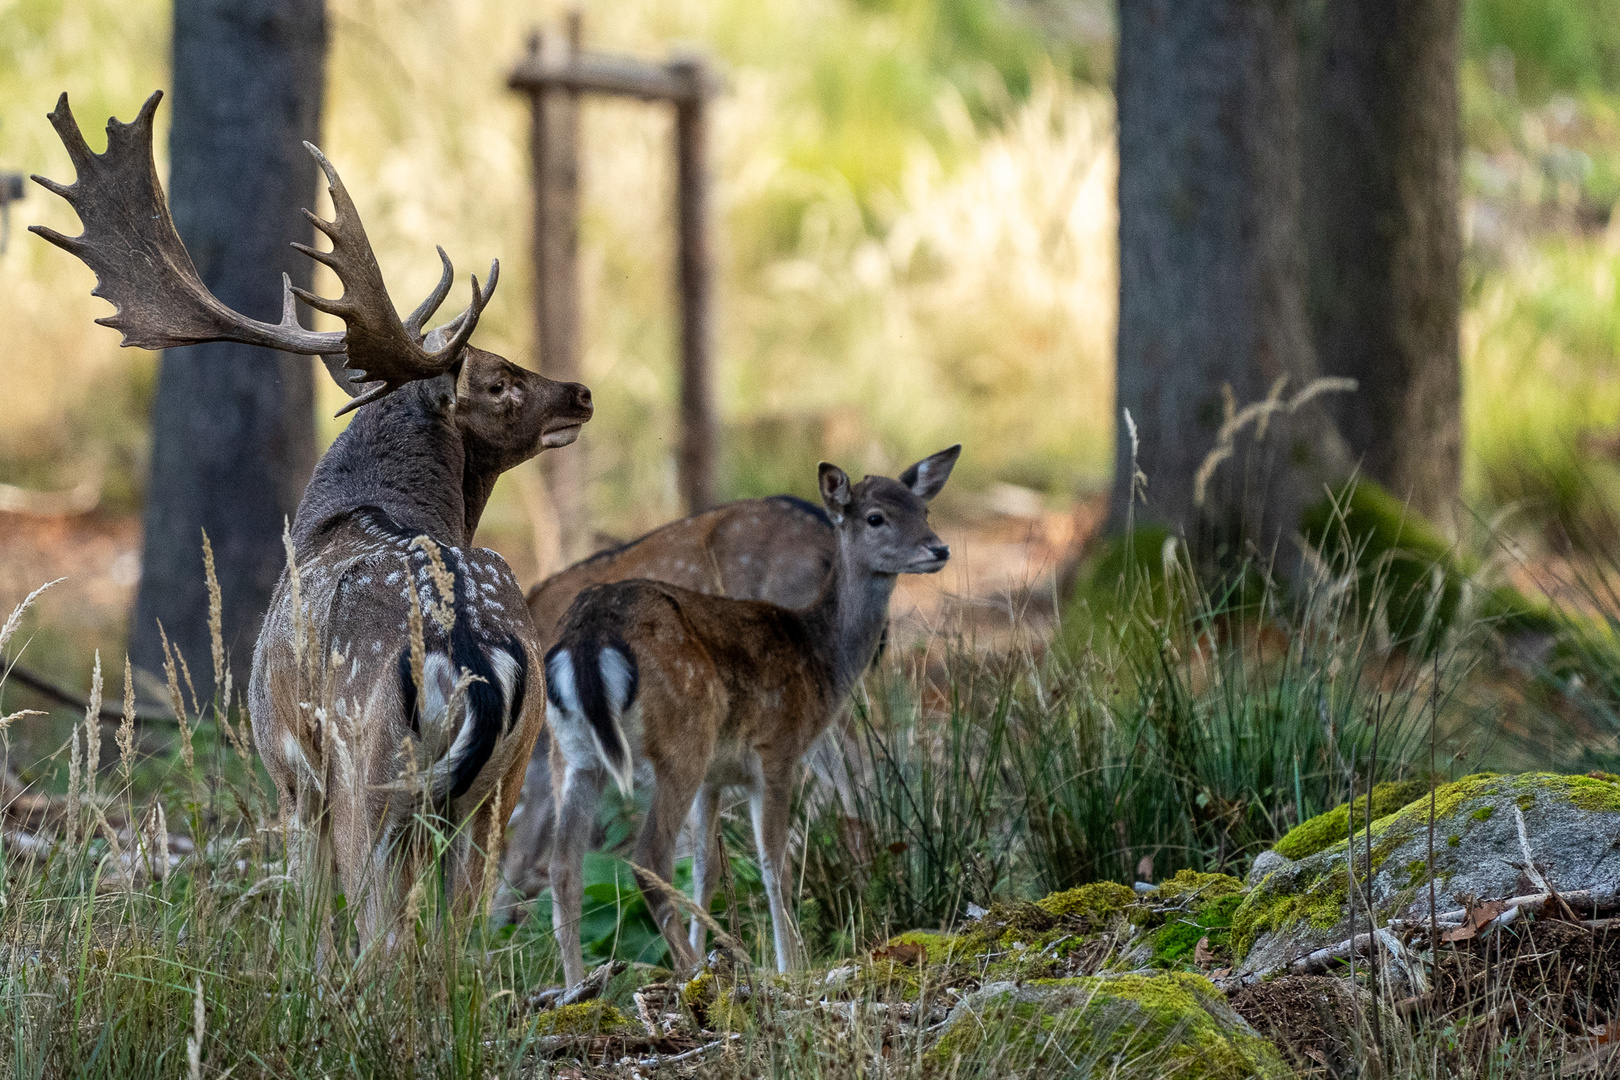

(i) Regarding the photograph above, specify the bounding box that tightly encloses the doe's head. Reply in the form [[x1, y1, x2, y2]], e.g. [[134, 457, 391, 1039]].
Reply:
[[819, 445, 959, 576], [454, 346, 594, 472]]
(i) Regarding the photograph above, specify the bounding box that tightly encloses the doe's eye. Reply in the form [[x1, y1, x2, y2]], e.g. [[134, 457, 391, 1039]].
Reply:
[[866, 512, 886, 527]]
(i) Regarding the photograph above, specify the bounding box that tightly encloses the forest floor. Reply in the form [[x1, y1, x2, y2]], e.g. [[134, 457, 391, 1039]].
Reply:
[[0, 492, 1104, 694]]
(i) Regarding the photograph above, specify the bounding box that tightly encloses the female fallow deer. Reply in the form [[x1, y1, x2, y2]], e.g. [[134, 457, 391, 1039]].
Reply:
[[34, 91, 593, 944], [545, 447, 958, 986], [501, 495, 836, 901]]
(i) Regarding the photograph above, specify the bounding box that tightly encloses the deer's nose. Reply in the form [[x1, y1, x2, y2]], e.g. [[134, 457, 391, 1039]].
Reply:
[[929, 544, 950, 562], [571, 383, 593, 415]]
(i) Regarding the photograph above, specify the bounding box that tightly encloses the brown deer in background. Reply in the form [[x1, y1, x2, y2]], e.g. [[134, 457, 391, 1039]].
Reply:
[[545, 447, 957, 986], [500, 495, 836, 901], [34, 91, 594, 945]]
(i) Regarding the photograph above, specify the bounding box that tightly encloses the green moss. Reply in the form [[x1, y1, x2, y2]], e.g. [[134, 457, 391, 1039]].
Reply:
[[680, 970, 753, 1030], [1036, 881, 1137, 923], [884, 929, 962, 958], [1230, 866, 1349, 960], [682, 971, 716, 1011], [1151, 870, 1245, 903], [1545, 773, 1620, 813], [930, 973, 1288, 1078], [1447, 834, 1462, 847], [1472, 806, 1496, 821], [532, 1001, 636, 1037], [1273, 778, 1431, 861]]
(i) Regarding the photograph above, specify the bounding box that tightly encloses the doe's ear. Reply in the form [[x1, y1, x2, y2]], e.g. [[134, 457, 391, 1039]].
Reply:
[[819, 462, 852, 522], [899, 444, 961, 502]]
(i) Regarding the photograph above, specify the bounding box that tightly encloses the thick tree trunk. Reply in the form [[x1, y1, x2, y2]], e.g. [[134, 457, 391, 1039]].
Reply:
[[1304, 0, 1462, 525], [1111, 0, 1349, 564], [130, 0, 325, 697]]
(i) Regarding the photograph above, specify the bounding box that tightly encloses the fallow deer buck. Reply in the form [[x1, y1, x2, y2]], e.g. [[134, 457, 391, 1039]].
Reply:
[[546, 447, 958, 985], [34, 91, 594, 944], [501, 494, 836, 900]]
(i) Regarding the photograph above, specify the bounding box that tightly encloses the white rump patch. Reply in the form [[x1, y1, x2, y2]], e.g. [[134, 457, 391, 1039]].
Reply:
[[600, 647, 634, 711], [490, 646, 522, 726]]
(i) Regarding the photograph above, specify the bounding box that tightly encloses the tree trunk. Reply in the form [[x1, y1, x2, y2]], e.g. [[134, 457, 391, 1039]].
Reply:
[[1303, 0, 1462, 525], [130, 0, 325, 698], [1111, 0, 1350, 564]]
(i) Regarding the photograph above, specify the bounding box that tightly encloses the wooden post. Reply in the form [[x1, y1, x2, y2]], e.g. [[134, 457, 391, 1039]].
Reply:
[[510, 32, 719, 526], [528, 15, 590, 566], [672, 56, 715, 513]]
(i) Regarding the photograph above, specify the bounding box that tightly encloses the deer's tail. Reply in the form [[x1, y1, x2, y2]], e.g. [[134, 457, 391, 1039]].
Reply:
[[544, 634, 638, 799]]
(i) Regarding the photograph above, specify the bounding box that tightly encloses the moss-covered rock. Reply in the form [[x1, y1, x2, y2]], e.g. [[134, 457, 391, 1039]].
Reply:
[[930, 973, 1289, 1078], [1035, 881, 1138, 924], [1149, 869, 1245, 903], [1123, 872, 1250, 969], [681, 969, 754, 1031], [531, 1001, 637, 1037], [1272, 778, 1432, 861], [1236, 772, 1620, 975]]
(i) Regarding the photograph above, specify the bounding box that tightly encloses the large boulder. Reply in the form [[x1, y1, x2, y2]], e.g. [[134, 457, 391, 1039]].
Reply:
[[1234, 773, 1620, 975], [930, 972, 1291, 1079]]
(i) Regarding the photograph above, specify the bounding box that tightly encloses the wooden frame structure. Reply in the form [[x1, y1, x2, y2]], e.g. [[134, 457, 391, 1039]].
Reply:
[[510, 17, 718, 559]]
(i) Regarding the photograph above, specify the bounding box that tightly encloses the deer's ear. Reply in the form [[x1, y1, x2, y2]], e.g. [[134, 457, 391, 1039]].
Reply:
[[819, 462, 852, 521], [899, 444, 960, 502]]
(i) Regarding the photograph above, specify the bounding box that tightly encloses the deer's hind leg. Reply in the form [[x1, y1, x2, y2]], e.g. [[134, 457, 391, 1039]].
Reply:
[[550, 736, 606, 990], [633, 756, 709, 976]]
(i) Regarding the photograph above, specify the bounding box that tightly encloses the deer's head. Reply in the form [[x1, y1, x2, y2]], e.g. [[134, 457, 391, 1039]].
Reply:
[[818, 445, 959, 576], [455, 346, 593, 471]]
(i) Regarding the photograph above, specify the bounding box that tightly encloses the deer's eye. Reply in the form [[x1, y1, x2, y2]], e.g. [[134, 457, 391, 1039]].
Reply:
[[866, 513, 885, 527], [490, 381, 506, 396]]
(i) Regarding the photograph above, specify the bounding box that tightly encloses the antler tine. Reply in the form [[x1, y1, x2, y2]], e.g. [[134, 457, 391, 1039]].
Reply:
[[403, 247, 456, 338], [33, 91, 496, 415], [293, 141, 496, 412], [333, 263, 498, 417], [30, 91, 344, 357]]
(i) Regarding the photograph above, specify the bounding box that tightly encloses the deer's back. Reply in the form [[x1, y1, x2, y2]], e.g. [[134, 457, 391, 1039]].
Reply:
[[555, 579, 835, 767], [526, 496, 834, 645], [251, 511, 543, 809]]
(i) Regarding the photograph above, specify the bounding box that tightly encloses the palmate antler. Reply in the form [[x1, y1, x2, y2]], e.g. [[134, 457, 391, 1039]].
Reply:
[[31, 91, 496, 415]]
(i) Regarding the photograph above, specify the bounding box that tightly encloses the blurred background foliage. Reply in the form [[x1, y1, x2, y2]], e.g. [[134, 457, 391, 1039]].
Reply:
[[3, 0, 1620, 558]]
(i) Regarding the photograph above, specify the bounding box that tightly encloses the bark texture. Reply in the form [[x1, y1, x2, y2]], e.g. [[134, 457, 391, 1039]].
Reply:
[[1111, 0, 1349, 561], [130, 0, 325, 695], [1303, 0, 1463, 524]]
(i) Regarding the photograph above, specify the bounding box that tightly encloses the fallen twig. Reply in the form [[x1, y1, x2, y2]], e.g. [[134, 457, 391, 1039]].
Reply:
[[634, 1033, 742, 1068]]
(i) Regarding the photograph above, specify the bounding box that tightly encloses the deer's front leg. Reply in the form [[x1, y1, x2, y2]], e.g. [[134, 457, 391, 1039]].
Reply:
[[687, 784, 723, 953], [550, 756, 603, 989], [750, 758, 805, 973]]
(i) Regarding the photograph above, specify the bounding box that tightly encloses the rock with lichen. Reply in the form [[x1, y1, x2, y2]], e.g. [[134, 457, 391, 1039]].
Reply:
[[530, 1000, 638, 1037], [1235, 772, 1620, 975], [929, 972, 1291, 1079], [1126, 870, 1248, 969]]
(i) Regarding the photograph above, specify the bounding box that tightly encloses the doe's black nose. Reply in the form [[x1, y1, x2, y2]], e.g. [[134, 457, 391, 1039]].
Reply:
[[930, 544, 951, 561]]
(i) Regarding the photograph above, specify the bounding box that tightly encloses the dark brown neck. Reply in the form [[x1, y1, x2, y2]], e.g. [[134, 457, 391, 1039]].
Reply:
[[291, 377, 468, 552], [461, 455, 501, 541]]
